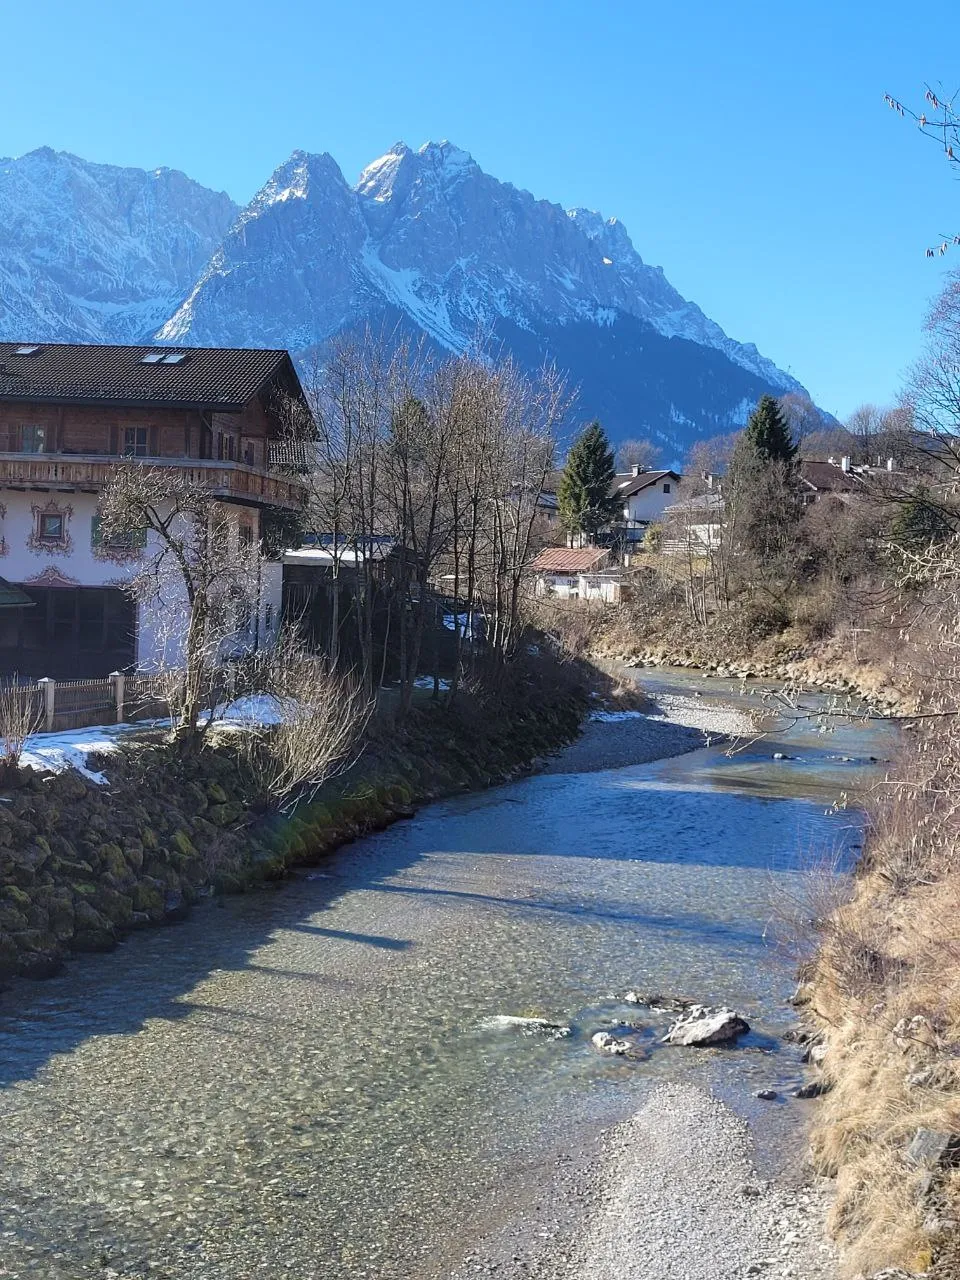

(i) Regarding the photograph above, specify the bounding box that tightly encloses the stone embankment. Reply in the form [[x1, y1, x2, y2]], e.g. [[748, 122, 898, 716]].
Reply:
[[0, 675, 587, 984]]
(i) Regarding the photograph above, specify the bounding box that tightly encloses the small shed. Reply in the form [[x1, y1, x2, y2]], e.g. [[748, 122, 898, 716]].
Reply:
[[528, 546, 620, 603]]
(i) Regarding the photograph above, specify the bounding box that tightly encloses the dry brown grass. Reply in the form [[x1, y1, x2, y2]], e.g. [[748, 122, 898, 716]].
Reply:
[[808, 812, 960, 1277]]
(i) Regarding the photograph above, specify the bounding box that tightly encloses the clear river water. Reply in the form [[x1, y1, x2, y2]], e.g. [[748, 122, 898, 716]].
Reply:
[[0, 671, 898, 1279]]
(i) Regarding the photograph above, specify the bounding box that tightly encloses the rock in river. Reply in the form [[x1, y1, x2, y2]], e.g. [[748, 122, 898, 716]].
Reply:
[[623, 991, 694, 1012], [480, 1015, 571, 1039], [591, 1030, 650, 1059], [661, 1004, 750, 1047]]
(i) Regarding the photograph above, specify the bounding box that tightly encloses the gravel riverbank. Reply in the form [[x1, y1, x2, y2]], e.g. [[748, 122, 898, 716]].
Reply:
[[455, 1084, 837, 1280], [574, 1084, 835, 1280], [540, 688, 756, 775]]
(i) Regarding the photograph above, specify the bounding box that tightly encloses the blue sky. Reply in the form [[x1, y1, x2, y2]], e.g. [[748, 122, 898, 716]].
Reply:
[[1, 0, 956, 419]]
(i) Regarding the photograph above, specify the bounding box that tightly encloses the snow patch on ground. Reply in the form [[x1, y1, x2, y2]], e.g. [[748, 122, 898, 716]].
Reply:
[[205, 694, 288, 729], [19, 724, 146, 784], [17, 695, 291, 784]]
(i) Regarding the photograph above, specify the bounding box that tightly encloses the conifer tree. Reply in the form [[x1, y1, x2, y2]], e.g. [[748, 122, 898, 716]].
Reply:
[[741, 395, 797, 465], [557, 421, 619, 540], [726, 396, 800, 576]]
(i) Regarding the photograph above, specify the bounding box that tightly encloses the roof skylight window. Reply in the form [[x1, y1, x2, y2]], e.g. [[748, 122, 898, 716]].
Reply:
[[139, 350, 189, 365], [14, 345, 40, 355]]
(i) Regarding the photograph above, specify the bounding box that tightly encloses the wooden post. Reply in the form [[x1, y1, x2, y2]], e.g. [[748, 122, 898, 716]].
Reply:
[[110, 671, 125, 724], [37, 677, 55, 734]]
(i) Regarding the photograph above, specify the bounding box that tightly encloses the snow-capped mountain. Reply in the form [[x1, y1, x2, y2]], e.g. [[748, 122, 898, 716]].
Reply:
[[160, 141, 808, 451], [0, 141, 812, 453], [0, 148, 237, 344]]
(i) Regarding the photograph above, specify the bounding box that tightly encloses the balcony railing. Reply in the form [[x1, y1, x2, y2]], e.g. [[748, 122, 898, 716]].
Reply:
[[0, 453, 305, 511]]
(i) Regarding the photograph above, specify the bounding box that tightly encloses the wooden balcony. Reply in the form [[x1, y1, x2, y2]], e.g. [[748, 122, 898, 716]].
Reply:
[[0, 453, 305, 511]]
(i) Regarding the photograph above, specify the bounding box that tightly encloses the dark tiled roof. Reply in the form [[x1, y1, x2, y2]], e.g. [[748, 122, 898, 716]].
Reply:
[[0, 341, 300, 411], [530, 546, 609, 574], [612, 469, 681, 498], [799, 460, 857, 493]]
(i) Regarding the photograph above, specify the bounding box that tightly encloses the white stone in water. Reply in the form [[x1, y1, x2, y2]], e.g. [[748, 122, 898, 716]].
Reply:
[[661, 1004, 750, 1046], [480, 1015, 571, 1038], [591, 1031, 632, 1055]]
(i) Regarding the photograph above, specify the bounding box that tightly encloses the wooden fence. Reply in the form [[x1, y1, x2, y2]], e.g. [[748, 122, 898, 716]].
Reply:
[[27, 673, 172, 734]]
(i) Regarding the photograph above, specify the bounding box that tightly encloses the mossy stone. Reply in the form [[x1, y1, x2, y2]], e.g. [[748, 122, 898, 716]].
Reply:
[[2, 884, 32, 909], [0, 904, 29, 933], [96, 887, 134, 928], [122, 840, 144, 872], [131, 882, 164, 915], [206, 782, 229, 804], [55, 858, 94, 878], [96, 843, 128, 880], [171, 830, 197, 858], [208, 802, 243, 828]]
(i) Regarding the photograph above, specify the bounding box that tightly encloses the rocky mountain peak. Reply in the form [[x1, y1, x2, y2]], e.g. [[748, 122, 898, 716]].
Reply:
[[0, 141, 815, 453]]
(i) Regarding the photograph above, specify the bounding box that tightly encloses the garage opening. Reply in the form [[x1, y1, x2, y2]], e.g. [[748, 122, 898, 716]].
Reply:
[[0, 585, 136, 679]]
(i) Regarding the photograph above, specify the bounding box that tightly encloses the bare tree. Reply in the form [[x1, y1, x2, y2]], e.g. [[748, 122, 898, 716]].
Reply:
[[884, 86, 960, 257], [903, 273, 960, 478], [0, 680, 41, 777], [98, 465, 262, 745], [282, 335, 568, 709], [798, 426, 856, 461], [615, 438, 663, 472], [779, 393, 825, 448], [684, 431, 739, 479]]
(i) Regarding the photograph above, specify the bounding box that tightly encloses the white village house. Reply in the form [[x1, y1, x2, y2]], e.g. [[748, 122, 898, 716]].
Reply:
[[611, 466, 684, 545], [0, 341, 306, 678]]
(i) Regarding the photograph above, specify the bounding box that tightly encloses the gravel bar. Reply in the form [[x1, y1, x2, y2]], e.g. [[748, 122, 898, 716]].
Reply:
[[456, 1084, 837, 1280], [573, 1083, 836, 1280], [541, 690, 756, 775]]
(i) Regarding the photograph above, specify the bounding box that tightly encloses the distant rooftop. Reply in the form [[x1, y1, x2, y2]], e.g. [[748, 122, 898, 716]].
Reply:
[[529, 546, 609, 574], [612, 468, 682, 498]]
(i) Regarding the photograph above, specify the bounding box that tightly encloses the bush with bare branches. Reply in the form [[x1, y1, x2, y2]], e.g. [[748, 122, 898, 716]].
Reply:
[[0, 680, 41, 777], [238, 633, 370, 814]]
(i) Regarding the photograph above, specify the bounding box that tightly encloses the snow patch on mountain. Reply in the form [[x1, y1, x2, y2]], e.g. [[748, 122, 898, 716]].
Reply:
[[0, 148, 237, 344], [0, 139, 814, 452]]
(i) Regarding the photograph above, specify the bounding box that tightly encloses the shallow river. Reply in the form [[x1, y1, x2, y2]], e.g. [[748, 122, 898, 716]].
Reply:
[[0, 673, 896, 1279]]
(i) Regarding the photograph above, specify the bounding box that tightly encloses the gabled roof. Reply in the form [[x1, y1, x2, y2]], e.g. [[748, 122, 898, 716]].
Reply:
[[529, 546, 609, 574], [799, 460, 858, 493], [0, 341, 304, 413], [612, 469, 682, 499]]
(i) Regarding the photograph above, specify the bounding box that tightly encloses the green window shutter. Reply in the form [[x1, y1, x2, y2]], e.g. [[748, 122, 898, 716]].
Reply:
[[91, 513, 103, 548]]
